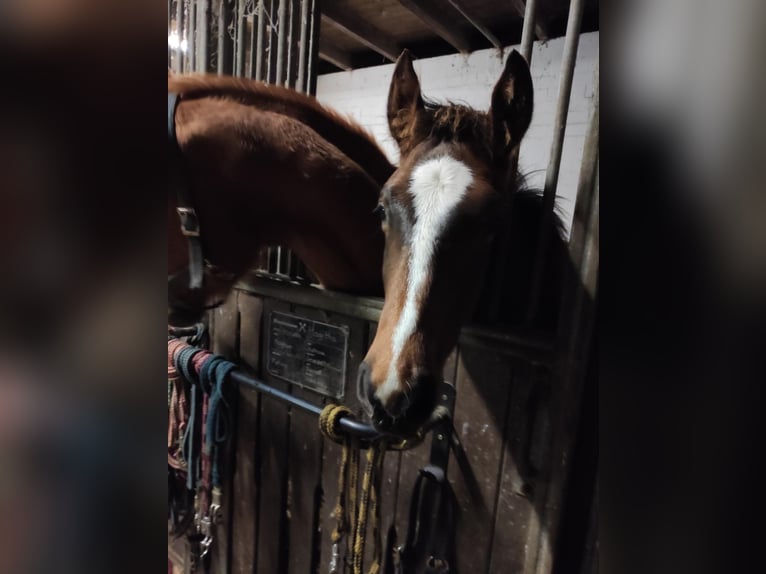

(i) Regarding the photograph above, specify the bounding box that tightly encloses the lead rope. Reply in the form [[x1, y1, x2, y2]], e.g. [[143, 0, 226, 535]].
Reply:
[[320, 405, 388, 574]]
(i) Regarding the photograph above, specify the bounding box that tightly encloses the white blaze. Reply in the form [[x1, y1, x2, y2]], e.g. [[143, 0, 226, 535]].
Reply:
[[376, 155, 474, 404]]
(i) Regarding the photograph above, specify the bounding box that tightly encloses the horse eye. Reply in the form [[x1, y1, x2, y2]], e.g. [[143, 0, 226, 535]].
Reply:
[[373, 204, 387, 222]]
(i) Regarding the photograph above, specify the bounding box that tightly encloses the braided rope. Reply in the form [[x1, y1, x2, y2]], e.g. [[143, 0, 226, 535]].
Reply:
[[319, 404, 389, 574]]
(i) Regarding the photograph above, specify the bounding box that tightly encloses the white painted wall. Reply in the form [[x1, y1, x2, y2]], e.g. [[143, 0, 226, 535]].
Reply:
[[316, 32, 599, 234]]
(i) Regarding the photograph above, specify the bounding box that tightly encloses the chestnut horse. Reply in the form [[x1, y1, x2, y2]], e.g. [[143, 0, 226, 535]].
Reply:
[[167, 74, 394, 323], [358, 50, 567, 435]]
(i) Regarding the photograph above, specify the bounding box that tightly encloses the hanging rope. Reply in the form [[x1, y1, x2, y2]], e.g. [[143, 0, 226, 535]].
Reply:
[[319, 405, 388, 574]]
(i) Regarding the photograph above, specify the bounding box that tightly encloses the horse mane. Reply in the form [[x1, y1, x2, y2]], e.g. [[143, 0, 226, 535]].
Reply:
[[169, 74, 395, 185]]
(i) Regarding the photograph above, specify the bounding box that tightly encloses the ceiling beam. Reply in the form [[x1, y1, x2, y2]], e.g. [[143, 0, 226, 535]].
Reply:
[[397, 0, 472, 53], [445, 0, 501, 49], [321, 1, 402, 62], [318, 43, 354, 71]]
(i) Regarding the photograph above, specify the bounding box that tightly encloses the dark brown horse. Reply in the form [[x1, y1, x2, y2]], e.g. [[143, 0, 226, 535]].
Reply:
[[358, 50, 566, 435], [167, 74, 395, 322]]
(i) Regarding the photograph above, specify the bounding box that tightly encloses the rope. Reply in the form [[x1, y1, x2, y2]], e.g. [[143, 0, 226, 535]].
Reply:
[[319, 404, 388, 574]]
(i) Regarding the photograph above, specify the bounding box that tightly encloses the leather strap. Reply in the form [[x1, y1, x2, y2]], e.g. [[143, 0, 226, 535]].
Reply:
[[169, 91, 205, 291], [396, 382, 457, 573]]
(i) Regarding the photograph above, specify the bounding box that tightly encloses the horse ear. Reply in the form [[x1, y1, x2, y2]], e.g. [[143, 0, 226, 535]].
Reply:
[[490, 50, 534, 165], [387, 49, 426, 154]]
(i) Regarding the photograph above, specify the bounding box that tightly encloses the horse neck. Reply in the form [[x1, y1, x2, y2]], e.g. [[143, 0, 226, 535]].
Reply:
[[169, 76, 395, 186], [172, 94, 385, 296]]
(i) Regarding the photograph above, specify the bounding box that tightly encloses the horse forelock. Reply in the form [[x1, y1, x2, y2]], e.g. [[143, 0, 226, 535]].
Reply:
[[423, 98, 493, 162]]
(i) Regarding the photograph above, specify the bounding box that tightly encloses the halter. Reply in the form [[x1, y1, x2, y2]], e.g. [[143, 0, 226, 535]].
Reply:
[[169, 91, 205, 292]]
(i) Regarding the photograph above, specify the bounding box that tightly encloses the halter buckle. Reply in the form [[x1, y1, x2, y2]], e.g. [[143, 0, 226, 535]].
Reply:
[[177, 206, 201, 237]]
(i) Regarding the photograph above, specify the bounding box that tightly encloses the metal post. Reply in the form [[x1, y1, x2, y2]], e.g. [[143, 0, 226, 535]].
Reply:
[[255, 0, 266, 81], [236, 0, 246, 76], [275, 0, 288, 86], [525, 0, 586, 324], [520, 0, 539, 63], [306, 0, 321, 96], [175, 0, 185, 72], [296, 0, 310, 92], [534, 63, 598, 574], [218, 0, 234, 75], [187, 0, 196, 73], [197, 0, 209, 72]]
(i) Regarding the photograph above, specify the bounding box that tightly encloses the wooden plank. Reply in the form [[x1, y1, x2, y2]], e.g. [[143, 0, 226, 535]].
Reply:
[[445, 0, 501, 49], [230, 292, 264, 574], [488, 359, 539, 573], [447, 345, 513, 574], [311, 309, 369, 572], [287, 304, 354, 574], [319, 41, 354, 71], [397, 0, 471, 53], [321, 0, 401, 62], [255, 297, 293, 574], [209, 292, 241, 574]]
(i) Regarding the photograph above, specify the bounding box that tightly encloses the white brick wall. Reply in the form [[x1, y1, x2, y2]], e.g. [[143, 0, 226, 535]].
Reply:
[[316, 32, 599, 235]]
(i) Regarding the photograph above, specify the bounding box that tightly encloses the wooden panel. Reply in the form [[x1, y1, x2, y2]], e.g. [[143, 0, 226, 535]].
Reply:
[[309, 308, 369, 572], [230, 292, 264, 574], [286, 304, 350, 574], [210, 292, 241, 574], [255, 298, 293, 574], [488, 360, 538, 573], [448, 345, 513, 574]]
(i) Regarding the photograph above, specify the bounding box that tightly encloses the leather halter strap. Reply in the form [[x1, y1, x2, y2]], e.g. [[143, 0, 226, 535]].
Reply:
[[169, 91, 205, 291]]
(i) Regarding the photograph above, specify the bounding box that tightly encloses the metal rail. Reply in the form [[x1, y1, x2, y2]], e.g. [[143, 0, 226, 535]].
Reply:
[[228, 370, 380, 440], [520, 0, 538, 63], [525, 0, 586, 324]]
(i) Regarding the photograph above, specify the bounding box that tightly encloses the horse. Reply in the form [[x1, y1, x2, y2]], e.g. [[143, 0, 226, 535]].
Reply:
[[358, 49, 567, 436], [167, 73, 395, 324]]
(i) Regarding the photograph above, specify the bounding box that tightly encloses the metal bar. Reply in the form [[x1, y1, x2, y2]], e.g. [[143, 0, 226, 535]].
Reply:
[[213, 359, 381, 439], [275, 0, 288, 85], [236, 0, 246, 76], [169, 339, 451, 441], [197, 0, 209, 72], [218, 0, 234, 75], [266, 0, 279, 83], [565, 63, 599, 284], [534, 62, 598, 574], [525, 0, 586, 324], [306, 0, 321, 95], [168, 0, 172, 69], [174, 0, 185, 72], [445, 0, 501, 49], [255, 0, 266, 81], [247, 14, 256, 77], [187, 0, 196, 72], [285, 0, 298, 88], [520, 0, 538, 63], [296, 0, 310, 92]]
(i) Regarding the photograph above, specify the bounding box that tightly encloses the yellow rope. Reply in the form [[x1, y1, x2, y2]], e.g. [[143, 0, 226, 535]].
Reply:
[[319, 405, 389, 574]]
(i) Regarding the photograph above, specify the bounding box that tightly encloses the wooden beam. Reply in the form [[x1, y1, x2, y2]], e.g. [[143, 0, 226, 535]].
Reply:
[[397, 0, 471, 53], [318, 42, 353, 71], [321, 1, 401, 62], [445, 0, 501, 49]]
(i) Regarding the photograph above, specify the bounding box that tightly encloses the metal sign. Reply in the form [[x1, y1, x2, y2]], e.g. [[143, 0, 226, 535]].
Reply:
[[266, 311, 349, 399]]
